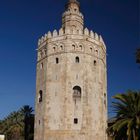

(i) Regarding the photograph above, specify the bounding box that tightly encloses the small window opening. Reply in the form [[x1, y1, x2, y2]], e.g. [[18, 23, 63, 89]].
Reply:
[[90, 47, 92, 52], [56, 58, 59, 64], [95, 50, 98, 54], [74, 8, 77, 12], [53, 47, 56, 52], [40, 63, 43, 69], [75, 57, 79, 63], [39, 120, 40, 125], [72, 44, 75, 50], [73, 86, 81, 98], [39, 90, 43, 102], [94, 60, 97, 66], [79, 45, 82, 50], [74, 118, 78, 124], [60, 45, 63, 50]]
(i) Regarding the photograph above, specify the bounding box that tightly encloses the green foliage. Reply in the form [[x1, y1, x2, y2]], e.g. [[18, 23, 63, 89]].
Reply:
[[107, 91, 140, 140], [20, 105, 34, 140], [0, 105, 34, 140]]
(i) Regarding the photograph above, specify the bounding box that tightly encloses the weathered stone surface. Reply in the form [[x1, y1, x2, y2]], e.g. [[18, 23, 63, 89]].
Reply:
[[34, 0, 107, 140]]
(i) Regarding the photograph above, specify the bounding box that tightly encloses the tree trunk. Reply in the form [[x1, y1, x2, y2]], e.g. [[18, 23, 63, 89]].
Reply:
[[133, 129, 139, 140]]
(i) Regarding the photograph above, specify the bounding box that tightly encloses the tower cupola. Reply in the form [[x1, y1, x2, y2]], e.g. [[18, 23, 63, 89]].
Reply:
[[66, 0, 80, 12], [62, 0, 84, 31]]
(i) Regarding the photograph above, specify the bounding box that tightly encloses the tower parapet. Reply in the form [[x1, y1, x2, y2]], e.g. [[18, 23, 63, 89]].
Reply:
[[38, 28, 106, 48]]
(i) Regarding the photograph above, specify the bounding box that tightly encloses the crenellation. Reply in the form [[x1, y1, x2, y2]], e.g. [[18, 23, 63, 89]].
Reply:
[[40, 36, 44, 44], [99, 35, 106, 49], [99, 35, 103, 42], [45, 33, 48, 39], [38, 35, 47, 47], [90, 30, 94, 38], [53, 30, 58, 37], [84, 28, 89, 36], [41, 36, 45, 43], [59, 28, 64, 36], [38, 39, 41, 46], [38, 30, 106, 50], [95, 32, 99, 40], [47, 31, 52, 38]]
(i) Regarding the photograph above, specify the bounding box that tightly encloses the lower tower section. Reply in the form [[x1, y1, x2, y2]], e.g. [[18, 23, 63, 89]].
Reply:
[[34, 28, 107, 140]]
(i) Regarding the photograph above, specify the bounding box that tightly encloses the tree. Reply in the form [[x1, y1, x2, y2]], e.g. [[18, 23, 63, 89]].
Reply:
[[20, 105, 34, 140], [107, 91, 140, 140], [0, 105, 34, 140], [0, 111, 24, 140], [136, 49, 140, 63]]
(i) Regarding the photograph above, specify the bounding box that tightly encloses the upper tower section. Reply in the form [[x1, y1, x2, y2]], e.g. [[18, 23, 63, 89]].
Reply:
[[62, 0, 84, 31]]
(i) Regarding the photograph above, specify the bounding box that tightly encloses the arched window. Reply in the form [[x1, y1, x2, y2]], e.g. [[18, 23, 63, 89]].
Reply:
[[79, 45, 82, 50], [56, 58, 59, 64], [95, 50, 98, 54], [60, 45, 63, 50], [73, 86, 81, 98], [74, 8, 77, 12], [94, 60, 97, 66], [39, 90, 43, 102], [90, 47, 92, 52], [75, 57, 79, 63], [72, 44, 75, 50], [53, 47, 56, 52]]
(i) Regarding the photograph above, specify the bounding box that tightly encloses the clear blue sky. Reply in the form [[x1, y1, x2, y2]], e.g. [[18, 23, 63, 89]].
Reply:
[[0, 0, 139, 119]]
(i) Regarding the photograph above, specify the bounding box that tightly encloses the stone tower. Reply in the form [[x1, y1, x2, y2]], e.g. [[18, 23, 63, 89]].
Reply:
[[34, 0, 107, 140]]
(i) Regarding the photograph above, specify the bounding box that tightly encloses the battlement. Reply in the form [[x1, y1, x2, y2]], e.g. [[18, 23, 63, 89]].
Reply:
[[38, 28, 105, 47]]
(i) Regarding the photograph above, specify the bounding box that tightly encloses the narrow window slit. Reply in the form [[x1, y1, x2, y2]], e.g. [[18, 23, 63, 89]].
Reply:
[[75, 57, 79, 63], [56, 58, 59, 64], [39, 90, 43, 102], [74, 118, 78, 124]]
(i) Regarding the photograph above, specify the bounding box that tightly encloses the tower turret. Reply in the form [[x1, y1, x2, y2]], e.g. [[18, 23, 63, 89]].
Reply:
[[62, 0, 84, 31]]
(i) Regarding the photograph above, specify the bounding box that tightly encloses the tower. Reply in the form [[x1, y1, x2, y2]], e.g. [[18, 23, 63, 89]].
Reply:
[[34, 0, 107, 140]]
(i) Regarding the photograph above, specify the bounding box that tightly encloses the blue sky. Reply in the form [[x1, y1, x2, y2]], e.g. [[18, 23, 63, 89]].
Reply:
[[0, 0, 139, 119]]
